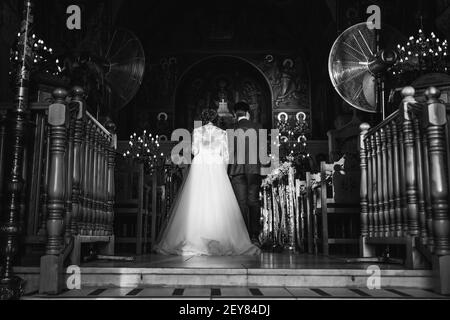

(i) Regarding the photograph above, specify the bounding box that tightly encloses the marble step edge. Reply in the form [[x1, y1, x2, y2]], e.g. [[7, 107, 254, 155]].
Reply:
[[13, 266, 433, 276]]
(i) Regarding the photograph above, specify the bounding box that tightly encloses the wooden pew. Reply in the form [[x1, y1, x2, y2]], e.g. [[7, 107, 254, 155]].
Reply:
[[312, 161, 360, 256]]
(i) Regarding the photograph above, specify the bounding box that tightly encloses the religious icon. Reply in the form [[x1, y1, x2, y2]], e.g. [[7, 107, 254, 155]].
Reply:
[[159, 135, 168, 142], [295, 111, 306, 122], [277, 112, 288, 122], [276, 112, 289, 133], [156, 112, 170, 135]]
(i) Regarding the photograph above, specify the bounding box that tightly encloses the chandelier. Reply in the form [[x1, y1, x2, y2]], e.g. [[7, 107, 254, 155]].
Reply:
[[392, 29, 449, 75], [123, 130, 165, 173]]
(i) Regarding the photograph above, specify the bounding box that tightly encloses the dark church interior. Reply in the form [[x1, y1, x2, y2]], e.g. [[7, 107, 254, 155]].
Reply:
[[0, 0, 450, 301]]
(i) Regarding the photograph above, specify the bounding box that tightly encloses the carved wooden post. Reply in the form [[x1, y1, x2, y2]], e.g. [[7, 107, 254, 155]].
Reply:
[[360, 123, 375, 257], [398, 123, 408, 235], [70, 87, 85, 237], [45, 88, 68, 253], [375, 131, 384, 237], [425, 88, 450, 255], [104, 134, 109, 236], [421, 127, 434, 250], [401, 87, 419, 236], [423, 87, 450, 295], [81, 120, 91, 235], [381, 127, 390, 237], [105, 120, 116, 237], [64, 107, 75, 241], [96, 131, 104, 236], [0, 0, 34, 300], [94, 127, 101, 235], [414, 116, 427, 244], [37, 125, 51, 236], [359, 123, 370, 237], [87, 122, 95, 235], [365, 134, 374, 238], [39, 88, 68, 294], [102, 133, 109, 236], [27, 114, 46, 236], [103, 133, 109, 236], [391, 120, 403, 237], [370, 134, 378, 237], [386, 124, 396, 237], [98, 133, 104, 236]]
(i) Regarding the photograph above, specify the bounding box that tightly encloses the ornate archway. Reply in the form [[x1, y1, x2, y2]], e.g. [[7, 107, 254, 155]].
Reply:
[[174, 55, 273, 130]]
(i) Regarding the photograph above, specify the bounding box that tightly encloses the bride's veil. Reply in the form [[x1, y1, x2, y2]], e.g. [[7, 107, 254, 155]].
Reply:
[[154, 163, 191, 246]]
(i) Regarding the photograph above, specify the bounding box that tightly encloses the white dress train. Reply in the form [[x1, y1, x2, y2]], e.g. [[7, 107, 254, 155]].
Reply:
[[154, 123, 261, 256]]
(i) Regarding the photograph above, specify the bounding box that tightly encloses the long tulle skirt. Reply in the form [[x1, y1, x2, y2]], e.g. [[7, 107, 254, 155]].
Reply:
[[154, 153, 261, 256]]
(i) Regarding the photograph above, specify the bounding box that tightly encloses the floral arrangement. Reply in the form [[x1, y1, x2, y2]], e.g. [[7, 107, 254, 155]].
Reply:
[[261, 161, 293, 187]]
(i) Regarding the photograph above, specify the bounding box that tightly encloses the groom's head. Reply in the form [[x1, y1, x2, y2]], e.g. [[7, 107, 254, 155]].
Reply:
[[234, 102, 250, 120]]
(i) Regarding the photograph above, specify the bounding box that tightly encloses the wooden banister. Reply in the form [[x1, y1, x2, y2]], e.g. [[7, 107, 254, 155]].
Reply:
[[359, 86, 450, 294], [20, 86, 117, 294]]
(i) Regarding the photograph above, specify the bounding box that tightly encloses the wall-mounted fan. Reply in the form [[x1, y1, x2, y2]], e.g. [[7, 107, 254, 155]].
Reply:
[[328, 22, 405, 117]]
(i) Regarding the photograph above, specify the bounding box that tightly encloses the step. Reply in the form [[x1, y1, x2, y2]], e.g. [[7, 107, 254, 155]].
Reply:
[[14, 266, 434, 294]]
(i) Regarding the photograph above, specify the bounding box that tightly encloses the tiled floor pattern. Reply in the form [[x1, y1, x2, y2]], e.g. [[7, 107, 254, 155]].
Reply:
[[24, 287, 449, 299]]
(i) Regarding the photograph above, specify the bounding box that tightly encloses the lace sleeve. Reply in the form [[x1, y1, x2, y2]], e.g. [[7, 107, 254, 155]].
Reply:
[[221, 130, 229, 164], [192, 128, 200, 156]]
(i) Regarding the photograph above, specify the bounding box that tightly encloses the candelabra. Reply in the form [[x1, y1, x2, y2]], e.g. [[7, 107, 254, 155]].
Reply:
[[123, 131, 165, 173], [0, 0, 34, 300]]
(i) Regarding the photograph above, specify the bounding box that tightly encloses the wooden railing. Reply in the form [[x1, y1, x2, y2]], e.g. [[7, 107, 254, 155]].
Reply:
[[0, 87, 117, 295], [359, 86, 450, 294], [40, 87, 116, 293]]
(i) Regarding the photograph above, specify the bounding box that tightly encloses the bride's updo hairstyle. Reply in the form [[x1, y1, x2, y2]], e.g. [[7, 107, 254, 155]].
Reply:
[[201, 108, 219, 126]]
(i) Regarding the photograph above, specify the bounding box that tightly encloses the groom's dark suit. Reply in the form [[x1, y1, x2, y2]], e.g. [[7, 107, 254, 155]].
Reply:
[[228, 118, 262, 241]]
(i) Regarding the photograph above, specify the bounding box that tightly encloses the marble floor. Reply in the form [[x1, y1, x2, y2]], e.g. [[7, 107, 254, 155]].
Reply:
[[80, 252, 407, 270], [23, 286, 449, 300]]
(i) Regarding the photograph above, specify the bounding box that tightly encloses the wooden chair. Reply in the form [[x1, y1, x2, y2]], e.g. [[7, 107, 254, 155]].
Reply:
[[314, 160, 360, 256], [114, 161, 151, 255], [298, 173, 319, 255]]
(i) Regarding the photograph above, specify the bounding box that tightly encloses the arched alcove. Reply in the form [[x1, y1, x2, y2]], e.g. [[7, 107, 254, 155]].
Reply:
[[174, 55, 273, 130]]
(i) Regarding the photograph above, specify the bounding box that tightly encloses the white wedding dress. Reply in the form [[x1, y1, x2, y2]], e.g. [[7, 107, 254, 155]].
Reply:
[[155, 123, 261, 256]]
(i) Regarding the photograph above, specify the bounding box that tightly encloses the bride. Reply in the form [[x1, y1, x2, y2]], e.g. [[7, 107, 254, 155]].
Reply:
[[154, 109, 261, 256]]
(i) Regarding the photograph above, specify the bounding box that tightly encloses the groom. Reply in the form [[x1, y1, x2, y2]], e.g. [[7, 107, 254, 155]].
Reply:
[[228, 102, 262, 247]]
